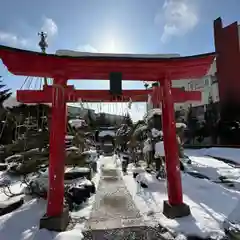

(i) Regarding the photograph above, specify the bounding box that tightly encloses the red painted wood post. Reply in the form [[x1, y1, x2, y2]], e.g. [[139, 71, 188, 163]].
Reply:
[[47, 78, 67, 216], [161, 75, 183, 205]]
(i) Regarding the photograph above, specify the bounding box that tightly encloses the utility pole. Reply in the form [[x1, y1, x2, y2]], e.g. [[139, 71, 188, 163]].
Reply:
[[38, 31, 48, 86]]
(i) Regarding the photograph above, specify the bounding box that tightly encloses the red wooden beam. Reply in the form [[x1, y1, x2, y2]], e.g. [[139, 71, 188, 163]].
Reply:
[[16, 86, 201, 103], [0, 45, 215, 80]]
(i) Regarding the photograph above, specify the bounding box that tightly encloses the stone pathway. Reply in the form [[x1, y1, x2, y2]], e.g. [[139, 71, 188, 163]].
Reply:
[[85, 156, 142, 228], [83, 156, 164, 239]]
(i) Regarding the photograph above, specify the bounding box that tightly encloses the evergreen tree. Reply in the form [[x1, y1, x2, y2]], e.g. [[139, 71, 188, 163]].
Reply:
[[0, 77, 12, 107], [204, 95, 219, 144], [0, 77, 12, 142], [205, 96, 218, 124]]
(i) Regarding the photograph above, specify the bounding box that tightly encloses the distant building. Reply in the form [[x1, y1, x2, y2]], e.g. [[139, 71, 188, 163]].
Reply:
[[67, 105, 95, 119], [146, 59, 218, 113]]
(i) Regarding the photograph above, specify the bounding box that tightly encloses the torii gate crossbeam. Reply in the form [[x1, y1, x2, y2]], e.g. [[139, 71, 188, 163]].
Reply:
[[16, 86, 201, 103]]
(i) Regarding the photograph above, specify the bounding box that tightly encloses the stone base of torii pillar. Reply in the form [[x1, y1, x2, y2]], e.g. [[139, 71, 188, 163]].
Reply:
[[163, 201, 191, 219], [39, 206, 70, 232]]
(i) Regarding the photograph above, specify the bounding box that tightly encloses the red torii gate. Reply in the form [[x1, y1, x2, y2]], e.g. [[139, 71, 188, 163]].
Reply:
[[0, 45, 215, 230]]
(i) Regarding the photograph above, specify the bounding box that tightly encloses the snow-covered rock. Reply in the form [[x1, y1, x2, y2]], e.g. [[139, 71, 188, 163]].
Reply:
[[144, 108, 162, 122], [65, 135, 74, 140], [80, 150, 98, 163], [176, 122, 187, 129], [66, 146, 79, 151], [5, 154, 23, 163], [143, 138, 152, 153], [68, 119, 87, 128], [154, 140, 165, 158], [151, 128, 162, 138], [98, 130, 115, 137]]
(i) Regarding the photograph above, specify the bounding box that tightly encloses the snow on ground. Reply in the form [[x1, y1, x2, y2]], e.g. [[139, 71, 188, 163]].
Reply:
[[185, 150, 240, 186], [185, 149, 240, 191], [186, 147, 240, 165], [1, 150, 240, 239], [122, 165, 240, 238], [0, 155, 104, 240]]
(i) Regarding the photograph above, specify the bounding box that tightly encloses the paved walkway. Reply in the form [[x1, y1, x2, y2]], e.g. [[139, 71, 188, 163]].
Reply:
[[85, 156, 142, 230], [82, 156, 170, 239]]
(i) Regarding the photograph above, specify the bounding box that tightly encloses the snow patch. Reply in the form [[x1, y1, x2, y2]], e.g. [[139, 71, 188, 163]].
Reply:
[[123, 169, 240, 238], [186, 148, 240, 165]]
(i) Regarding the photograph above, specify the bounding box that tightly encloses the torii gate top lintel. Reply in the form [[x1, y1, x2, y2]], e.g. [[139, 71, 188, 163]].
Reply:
[[0, 45, 215, 81]]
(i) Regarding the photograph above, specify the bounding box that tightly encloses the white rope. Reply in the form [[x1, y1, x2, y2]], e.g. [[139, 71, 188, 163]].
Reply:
[[20, 76, 29, 90], [26, 77, 33, 89]]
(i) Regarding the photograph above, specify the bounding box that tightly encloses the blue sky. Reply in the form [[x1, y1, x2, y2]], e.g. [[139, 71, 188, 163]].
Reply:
[[0, 0, 240, 121]]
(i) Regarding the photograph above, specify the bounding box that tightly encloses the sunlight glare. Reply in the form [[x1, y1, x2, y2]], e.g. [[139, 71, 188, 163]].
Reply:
[[100, 37, 121, 53]]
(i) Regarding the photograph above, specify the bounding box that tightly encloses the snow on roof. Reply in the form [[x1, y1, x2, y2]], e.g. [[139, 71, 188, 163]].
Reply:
[[98, 130, 115, 137], [56, 50, 180, 59]]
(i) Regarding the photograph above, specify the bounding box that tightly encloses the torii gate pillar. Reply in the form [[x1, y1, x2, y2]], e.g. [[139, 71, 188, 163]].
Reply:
[[160, 75, 190, 218], [47, 78, 67, 216], [40, 78, 70, 231]]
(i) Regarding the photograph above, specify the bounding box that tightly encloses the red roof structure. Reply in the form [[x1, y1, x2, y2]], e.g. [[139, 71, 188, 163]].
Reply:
[[0, 45, 215, 81]]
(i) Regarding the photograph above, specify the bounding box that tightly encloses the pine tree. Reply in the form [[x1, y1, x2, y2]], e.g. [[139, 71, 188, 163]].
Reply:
[[0, 76, 12, 107], [205, 95, 219, 144]]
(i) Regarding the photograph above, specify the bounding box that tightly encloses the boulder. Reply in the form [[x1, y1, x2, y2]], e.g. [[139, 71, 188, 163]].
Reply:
[[0, 196, 24, 216], [64, 167, 92, 180], [5, 154, 23, 163], [0, 163, 8, 171]]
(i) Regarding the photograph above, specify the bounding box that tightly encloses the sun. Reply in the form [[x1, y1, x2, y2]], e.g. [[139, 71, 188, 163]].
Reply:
[[100, 37, 120, 53]]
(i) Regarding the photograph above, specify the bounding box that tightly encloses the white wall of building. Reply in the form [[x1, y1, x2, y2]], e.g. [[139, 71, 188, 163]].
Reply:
[[146, 59, 219, 112], [172, 59, 218, 110]]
